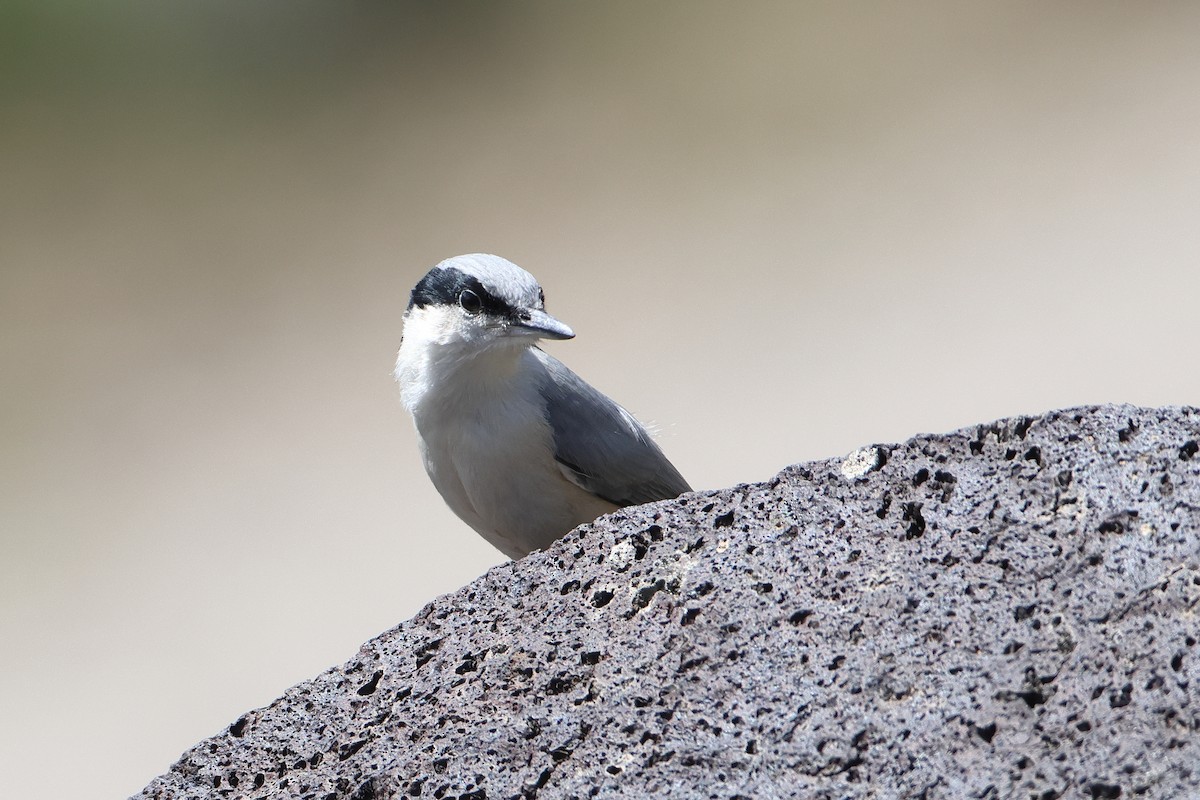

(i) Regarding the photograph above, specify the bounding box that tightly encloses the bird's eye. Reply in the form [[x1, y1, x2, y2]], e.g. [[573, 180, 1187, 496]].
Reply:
[[538, 288, 545, 307], [459, 289, 482, 315]]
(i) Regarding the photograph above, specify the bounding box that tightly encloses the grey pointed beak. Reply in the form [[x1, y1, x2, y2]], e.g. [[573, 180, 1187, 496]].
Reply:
[[514, 308, 575, 340]]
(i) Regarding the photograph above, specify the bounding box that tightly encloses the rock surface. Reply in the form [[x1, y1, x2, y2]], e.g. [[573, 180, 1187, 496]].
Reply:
[[135, 405, 1200, 800]]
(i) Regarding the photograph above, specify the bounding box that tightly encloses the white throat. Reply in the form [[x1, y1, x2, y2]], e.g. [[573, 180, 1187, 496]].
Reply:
[[394, 305, 529, 415]]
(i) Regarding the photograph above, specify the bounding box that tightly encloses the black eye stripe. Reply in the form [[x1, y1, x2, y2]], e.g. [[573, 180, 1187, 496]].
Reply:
[[408, 267, 515, 318]]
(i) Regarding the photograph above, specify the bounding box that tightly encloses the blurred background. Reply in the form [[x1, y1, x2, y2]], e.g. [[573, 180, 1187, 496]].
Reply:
[[3, 2, 1199, 796]]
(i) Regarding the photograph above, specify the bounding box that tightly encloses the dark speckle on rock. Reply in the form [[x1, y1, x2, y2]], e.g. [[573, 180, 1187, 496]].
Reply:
[[134, 404, 1200, 800]]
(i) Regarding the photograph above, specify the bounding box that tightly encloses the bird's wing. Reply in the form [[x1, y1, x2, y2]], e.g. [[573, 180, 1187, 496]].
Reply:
[[534, 349, 692, 507]]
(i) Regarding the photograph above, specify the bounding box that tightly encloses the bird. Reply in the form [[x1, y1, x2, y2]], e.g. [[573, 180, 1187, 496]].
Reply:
[[394, 253, 691, 559]]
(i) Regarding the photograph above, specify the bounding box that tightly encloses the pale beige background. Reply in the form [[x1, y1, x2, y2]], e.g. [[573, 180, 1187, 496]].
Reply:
[[3, 3, 1199, 796]]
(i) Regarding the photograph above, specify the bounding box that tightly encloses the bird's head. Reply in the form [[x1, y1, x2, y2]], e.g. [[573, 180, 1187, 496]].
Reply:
[[400, 254, 574, 358]]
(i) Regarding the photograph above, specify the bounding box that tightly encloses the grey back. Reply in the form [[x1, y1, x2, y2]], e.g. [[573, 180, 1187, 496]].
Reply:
[[534, 349, 691, 507]]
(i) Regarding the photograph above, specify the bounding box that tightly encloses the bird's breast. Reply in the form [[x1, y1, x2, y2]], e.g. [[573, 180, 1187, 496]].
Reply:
[[405, 357, 612, 557]]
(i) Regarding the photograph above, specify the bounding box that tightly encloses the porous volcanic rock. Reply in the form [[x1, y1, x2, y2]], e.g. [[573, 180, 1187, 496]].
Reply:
[[135, 404, 1200, 800]]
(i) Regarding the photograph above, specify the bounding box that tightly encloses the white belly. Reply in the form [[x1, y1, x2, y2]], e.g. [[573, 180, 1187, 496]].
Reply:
[[404, 353, 616, 558]]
